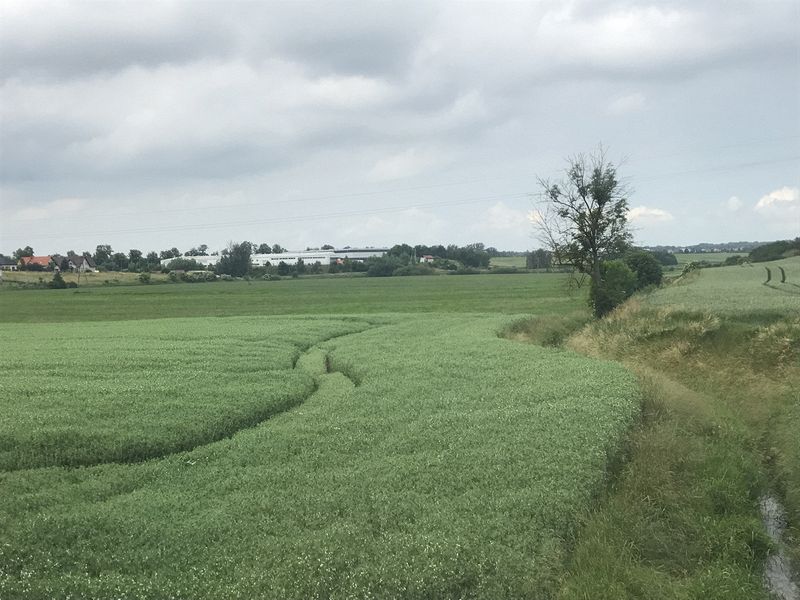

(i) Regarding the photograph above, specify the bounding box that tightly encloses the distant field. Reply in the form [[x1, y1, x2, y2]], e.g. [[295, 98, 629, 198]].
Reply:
[[0, 272, 586, 323], [0, 311, 638, 598], [672, 251, 742, 265], [0, 270, 170, 285], [647, 256, 800, 314], [489, 255, 527, 268]]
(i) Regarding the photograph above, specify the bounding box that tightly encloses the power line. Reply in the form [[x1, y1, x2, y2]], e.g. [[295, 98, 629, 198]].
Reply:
[[634, 156, 800, 181], [9, 135, 800, 224], [5, 153, 798, 244]]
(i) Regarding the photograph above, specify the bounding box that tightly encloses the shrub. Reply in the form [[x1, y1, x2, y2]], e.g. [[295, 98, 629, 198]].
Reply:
[[651, 250, 678, 266], [723, 255, 746, 266], [431, 258, 460, 271], [167, 272, 179, 283], [166, 257, 207, 271], [366, 256, 404, 277], [138, 272, 152, 284], [623, 250, 663, 289], [591, 260, 637, 317], [277, 261, 292, 276], [48, 272, 67, 289], [180, 271, 217, 283]]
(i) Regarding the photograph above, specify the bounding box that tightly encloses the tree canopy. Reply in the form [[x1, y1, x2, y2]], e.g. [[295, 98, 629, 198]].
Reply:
[[537, 148, 632, 317]]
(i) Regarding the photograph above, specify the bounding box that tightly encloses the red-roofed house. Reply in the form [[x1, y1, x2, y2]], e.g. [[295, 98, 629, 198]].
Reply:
[[19, 256, 54, 270]]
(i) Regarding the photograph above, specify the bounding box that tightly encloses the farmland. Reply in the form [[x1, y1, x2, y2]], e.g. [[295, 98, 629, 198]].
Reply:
[[0, 271, 583, 323], [0, 272, 640, 598], [2, 262, 797, 598], [648, 255, 800, 314], [672, 251, 742, 266], [489, 255, 527, 269]]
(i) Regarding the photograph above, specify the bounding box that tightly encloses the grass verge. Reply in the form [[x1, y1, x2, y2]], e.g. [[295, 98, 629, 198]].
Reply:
[[513, 299, 799, 599]]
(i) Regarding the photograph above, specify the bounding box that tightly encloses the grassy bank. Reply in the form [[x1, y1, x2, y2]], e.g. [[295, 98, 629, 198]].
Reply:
[[510, 259, 799, 598]]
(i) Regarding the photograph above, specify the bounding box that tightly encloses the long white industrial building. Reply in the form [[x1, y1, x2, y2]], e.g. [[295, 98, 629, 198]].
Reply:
[[161, 248, 389, 268]]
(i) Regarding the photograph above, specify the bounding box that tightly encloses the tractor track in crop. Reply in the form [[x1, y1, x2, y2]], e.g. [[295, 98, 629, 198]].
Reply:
[[3, 321, 382, 473]]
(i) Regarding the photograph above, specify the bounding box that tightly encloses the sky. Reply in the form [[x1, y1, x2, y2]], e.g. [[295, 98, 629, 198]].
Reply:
[[1, 0, 799, 256]]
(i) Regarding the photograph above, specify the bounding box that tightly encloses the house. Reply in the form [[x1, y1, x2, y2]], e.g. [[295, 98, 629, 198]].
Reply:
[[420, 255, 435, 263], [51, 254, 67, 271], [0, 256, 18, 271], [67, 254, 97, 272], [19, 256, 54, 270]]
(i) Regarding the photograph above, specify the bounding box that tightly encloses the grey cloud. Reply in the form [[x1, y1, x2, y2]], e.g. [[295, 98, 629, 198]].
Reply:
[[0, 3, 237, 79], [0, 1, 432, 80], [1, 0, 798, 253]]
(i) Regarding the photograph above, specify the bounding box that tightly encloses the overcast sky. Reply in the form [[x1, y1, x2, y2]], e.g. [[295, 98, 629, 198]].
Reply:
[[1, 0, 798, 255]]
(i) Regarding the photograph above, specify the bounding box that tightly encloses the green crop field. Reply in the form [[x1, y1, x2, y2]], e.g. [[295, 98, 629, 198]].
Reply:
[[489, 255, 527, 268], [0, 272, 584, 323], [673, 251, 742, 265], [0, 273, 644, 598], [647, 256, 800, 314]]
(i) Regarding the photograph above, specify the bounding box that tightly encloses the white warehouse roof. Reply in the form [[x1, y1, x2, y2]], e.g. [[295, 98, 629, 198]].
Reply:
[[160, 248, 389, 268]]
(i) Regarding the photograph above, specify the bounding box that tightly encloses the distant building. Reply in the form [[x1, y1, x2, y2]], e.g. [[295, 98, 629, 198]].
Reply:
[[67, 254, 97, 272], [19, 256, 54, 270], [159, 247, 389, 268], [251, 248, 389, 267], [420, 255, 435, 263], [0, 256, 18, 271]]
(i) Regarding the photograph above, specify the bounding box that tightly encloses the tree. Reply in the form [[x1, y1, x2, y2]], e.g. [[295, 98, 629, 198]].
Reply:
[[321, 244, 334, 250], [186, 244, 209, 256], [748, 238, 800, 263], [13, 246, 34, 260], [256, 243, 272, 254], [109, 252, 129, 271], [526, 249, 553, 270], [623, 250, 663, 289], [537, 148, 632, 317], [651, 250, 678, 266], [167, 257, 207, 271], [145, 251, 160, 269], [159, 248, 181, 260], [94, 245, 113, 266], [216, 241, 252, 277], [276, 261, 291, 276], [128, 249, 143, 271], [271, 244, 285, 254]]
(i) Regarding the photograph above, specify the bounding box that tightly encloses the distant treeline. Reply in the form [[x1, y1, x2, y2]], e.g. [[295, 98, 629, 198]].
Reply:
[[646, 241, 771, 254], [747, 238, 800, 262]]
